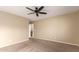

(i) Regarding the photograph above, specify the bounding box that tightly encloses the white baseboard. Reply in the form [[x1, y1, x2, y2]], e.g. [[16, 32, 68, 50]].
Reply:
[[0, 39, 29, 48], [33, 38, 79, 47]]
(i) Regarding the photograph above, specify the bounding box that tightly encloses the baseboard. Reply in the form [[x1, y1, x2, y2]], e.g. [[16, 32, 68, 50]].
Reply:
[[33, 38, 79, 47], [0, 39, 29, 48]]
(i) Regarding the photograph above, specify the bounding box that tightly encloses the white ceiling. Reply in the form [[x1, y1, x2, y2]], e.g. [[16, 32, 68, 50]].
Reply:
[[0, 6, 79, 21]]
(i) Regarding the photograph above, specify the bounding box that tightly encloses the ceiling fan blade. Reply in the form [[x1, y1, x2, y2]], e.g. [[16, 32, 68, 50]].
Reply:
[[36, 13, 39, 17], [28, 13, 35, 15], [39, 12, 47, 14], [26, 7, 34, 11], [38, 6, 44, 11]]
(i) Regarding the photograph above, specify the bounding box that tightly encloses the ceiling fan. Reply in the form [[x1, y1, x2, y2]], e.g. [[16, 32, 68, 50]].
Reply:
[[25, 6, 47, 17]]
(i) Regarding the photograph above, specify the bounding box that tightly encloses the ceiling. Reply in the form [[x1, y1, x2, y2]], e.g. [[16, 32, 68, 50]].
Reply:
[[0, 6, 79, 21]]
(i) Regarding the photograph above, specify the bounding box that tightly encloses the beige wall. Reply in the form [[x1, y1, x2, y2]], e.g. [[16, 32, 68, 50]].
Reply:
[[0, 11, 29, 48], [33, 11, 79, 45]]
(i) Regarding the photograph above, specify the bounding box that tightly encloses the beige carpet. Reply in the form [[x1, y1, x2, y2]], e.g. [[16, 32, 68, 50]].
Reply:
[[0, 38, 79, 52]]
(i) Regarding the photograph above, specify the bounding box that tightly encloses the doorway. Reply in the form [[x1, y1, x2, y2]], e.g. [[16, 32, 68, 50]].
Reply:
[[29, 22, 34, 38]]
